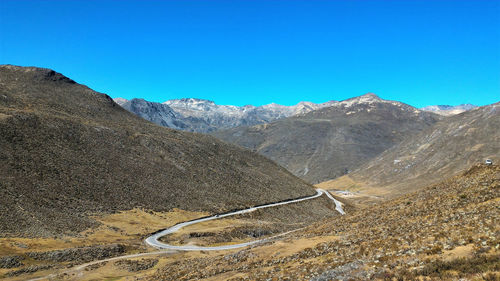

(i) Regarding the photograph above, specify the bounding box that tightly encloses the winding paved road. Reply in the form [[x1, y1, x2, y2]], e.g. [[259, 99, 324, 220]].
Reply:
[[28, 189, 343, 281], [145, 188, 344, 251]]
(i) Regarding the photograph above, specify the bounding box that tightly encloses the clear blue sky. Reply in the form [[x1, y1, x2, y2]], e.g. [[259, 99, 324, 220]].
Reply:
[[1, 0, 499, 107]]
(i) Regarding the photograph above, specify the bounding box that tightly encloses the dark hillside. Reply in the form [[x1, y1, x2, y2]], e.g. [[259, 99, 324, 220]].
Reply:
[[0, 65, 328, 237]]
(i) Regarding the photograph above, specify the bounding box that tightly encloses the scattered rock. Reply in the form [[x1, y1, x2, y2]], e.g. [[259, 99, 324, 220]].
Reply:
[[0, 255, 24, 268], [6, 264, 55, 277], [27, 244, 125, 263], [114, 258, 158, 272]]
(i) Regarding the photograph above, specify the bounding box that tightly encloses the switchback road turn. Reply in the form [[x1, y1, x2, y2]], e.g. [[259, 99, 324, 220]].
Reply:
[[28, 189, 344, 280], [145, 189, 344, 251]]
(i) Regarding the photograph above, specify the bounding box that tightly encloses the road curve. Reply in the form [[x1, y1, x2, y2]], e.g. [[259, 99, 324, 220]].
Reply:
[[28, 189, 343, 281], [145, 189, 344, 251]]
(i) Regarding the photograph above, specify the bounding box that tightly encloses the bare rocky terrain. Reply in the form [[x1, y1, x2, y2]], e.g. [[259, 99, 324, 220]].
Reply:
[[116, 97, 336, 133], [26, 244, 126, 263], [114, 258, 158, 272], [0, 65, 332, 237], [213, 94, 441, 184]]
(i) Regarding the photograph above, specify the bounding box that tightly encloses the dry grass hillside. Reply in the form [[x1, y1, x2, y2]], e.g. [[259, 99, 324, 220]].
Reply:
[[321, 102, 500, 198], [0, 65, 331, 237], [213, 94, 440, 184], [149, 164, 499, 280]]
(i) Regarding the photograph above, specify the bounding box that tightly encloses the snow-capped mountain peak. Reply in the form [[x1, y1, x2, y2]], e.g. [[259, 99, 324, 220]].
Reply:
[[115, 97, 338, 133], [115, 93, 474, 133]]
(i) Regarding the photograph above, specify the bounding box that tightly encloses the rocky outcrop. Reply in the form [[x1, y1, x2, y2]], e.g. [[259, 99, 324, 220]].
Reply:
[[0, 255, 24, 268], [27, 244, 126, 263], [115, 258, 159, 272], [6, 264, 55, 277]]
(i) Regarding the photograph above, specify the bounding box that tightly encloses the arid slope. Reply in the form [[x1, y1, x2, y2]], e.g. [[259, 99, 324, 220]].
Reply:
[[150, 164, 500, 280], [320, 102, 499, 197]]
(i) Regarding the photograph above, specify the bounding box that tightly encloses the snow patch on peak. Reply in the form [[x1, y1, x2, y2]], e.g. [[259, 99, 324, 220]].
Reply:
[[360, 92, 380, 99], [166, 98, 214, 103], [420, 104, 477, 116], [113, 97, 129, 106], [339, 93, 386, 107], [164, 98, 216, 107]]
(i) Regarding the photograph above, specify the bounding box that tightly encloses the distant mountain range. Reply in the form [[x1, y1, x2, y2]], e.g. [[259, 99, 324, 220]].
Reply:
[[420, 104, 478, 116], [114, 97, 337, 133], [214, 93, 441, 183], [115, 97, 477, 134], [115, 95, 483, 184]]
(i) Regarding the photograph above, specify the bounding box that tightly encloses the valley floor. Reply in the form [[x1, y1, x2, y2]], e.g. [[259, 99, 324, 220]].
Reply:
[[150, 165, 499, 281], [1, 165, 498, 281], [0, 192, 340, 280]]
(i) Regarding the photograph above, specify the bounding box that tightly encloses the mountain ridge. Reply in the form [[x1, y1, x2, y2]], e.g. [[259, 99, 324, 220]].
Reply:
[[116, 93, 478, 129], [213, 94, 441, 183], [115, 97, 337, 133]]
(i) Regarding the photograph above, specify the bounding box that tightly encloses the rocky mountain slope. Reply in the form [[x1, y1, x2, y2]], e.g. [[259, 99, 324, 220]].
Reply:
[[321, 102, 499, 197], [151, 164, 500, 280], [0, 65, 331, 237], [115, 97, 336, 133], [213, 93, 441, 184], [421, 104, 477, 116], [118, 98, 189, 130]]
